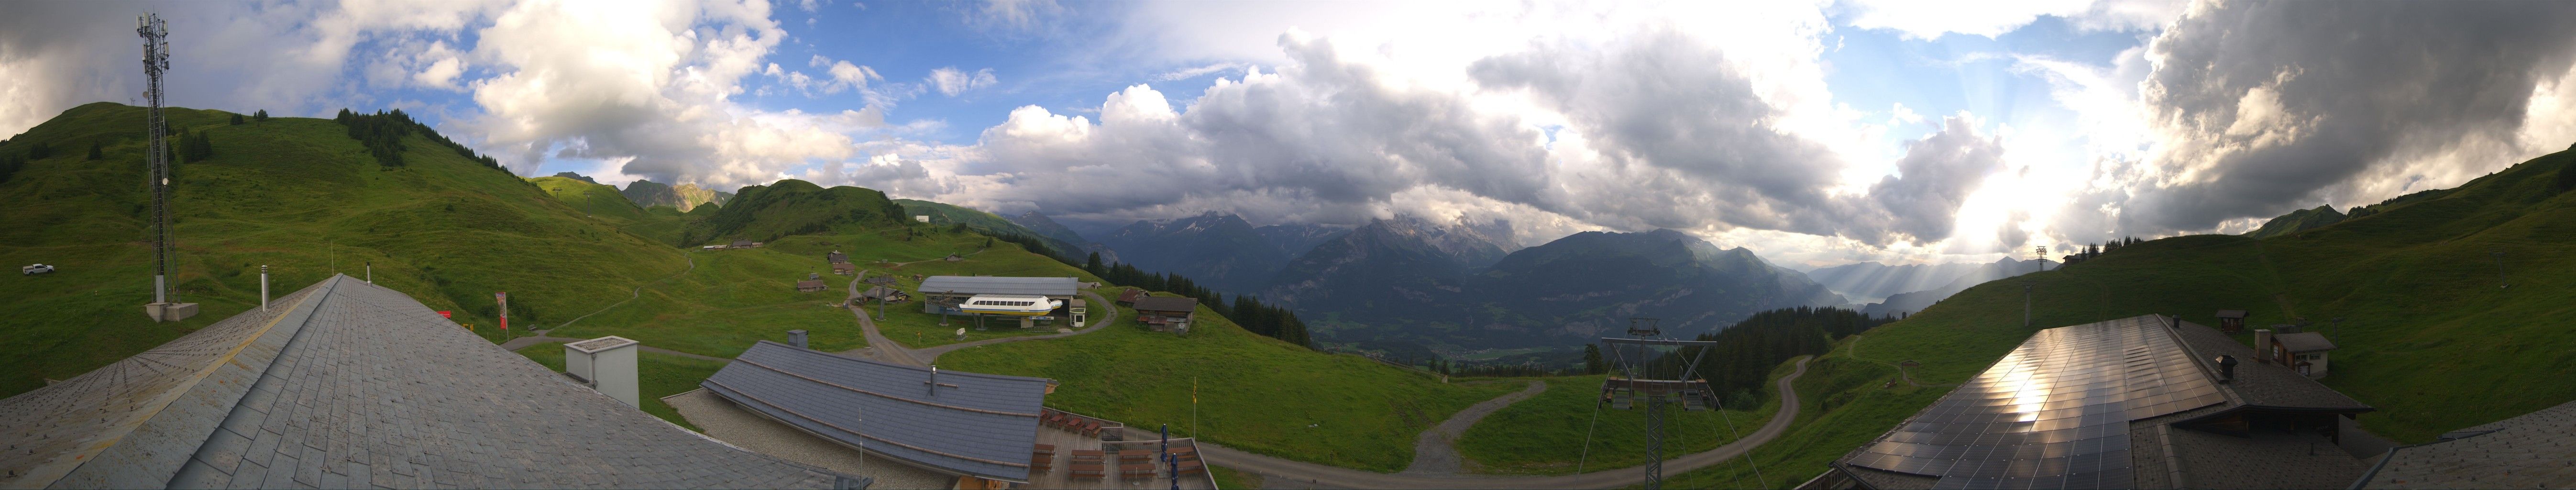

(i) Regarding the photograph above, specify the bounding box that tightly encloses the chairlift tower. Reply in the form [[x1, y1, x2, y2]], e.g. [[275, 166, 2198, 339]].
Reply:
[[1597, 317, 1725, 489], [137, 13, 195, 322]]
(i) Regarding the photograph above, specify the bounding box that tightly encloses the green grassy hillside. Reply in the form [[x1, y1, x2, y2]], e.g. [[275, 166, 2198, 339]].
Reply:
[[529, 175, 648, 222], [940, 293, 1526, 473], [893, 198, 1084, 256], [1664, 148, 2576, 486], [0, 102, 688, 397], [680, 178, 908, 246]]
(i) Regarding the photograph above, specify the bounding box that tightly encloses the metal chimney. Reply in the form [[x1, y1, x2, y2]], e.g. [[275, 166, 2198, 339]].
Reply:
[[2254, 329, 2273, 363], [788, 329, 808, 349], [2215, 355, 2237, 384]]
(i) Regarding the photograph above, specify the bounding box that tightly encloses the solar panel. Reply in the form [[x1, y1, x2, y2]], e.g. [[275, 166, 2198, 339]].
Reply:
[[1849, 315, 2224, 489]]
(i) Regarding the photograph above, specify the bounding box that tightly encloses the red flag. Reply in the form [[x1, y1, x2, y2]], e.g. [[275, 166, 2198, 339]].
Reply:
[[437, 311, 452, 319]]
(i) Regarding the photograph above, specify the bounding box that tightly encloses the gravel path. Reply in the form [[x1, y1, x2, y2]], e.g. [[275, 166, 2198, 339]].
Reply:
[[665, 389, 953, 489], [1401, 380, 1548, 475]]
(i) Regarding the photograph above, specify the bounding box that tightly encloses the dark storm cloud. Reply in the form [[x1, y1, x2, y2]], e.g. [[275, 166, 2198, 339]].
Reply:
[[2125, 0, 2576, 232]]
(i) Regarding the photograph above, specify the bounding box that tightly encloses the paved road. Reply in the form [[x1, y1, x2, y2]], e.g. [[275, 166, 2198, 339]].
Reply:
[[1187, 356, 1814, 490], [1401, 380, 1548, 475]]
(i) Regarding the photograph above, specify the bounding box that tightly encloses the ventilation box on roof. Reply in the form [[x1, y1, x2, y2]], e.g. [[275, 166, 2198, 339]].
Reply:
[[566, 336, 640, 408]]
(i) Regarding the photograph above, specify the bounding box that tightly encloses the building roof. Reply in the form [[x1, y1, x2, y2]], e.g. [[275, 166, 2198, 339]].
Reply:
[[797, 279, 829, 289], [1116, 289, 1144, 302], [2354, 398, 2576, 489], [1130, 296, 1198, 314], [828, 251, 850, 263], [2215, 309, 2248, 319], [2166, 321, 2368, 411], [703, 342, 1049, 483], [0, 275, 862, 489], [860, 286, 906, 300], [1828, 315, 2374, 490], [2271, 332, 2335, 353], [733, 239, 755, 246], [1835, 315, 2228, 489], [916, 276, 1078, 297]]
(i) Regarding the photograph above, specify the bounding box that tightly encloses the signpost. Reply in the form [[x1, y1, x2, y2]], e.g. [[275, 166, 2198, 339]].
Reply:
[[495, 292, 509, 334]]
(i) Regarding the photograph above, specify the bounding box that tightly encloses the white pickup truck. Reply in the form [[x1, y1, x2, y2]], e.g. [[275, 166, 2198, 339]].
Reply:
[[22, 264, 54, 275]]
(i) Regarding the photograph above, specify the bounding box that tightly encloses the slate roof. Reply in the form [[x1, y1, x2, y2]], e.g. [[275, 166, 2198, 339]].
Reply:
[[2271, 332, 2335, 353], [1129, 296, 1198, 314], [2167, 320, 2368, 411], [916, 276, 1077, 297], [2354, 398, 2576, 489], [1823, 315, 2374, 490], [0, 275, 863, 490], [702, 342, 1049, 483]]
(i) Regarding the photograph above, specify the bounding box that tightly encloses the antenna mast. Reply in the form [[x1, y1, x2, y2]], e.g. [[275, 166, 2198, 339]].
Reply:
[[139, 13, 181, 316]]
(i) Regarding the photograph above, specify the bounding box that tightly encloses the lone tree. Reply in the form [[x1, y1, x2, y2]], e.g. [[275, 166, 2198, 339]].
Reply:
[[253, 109, 269, 122], [230, 113, 245, 125]]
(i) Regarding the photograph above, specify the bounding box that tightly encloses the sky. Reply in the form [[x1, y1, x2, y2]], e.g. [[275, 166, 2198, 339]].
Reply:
[[7, 0, 2576, 268]]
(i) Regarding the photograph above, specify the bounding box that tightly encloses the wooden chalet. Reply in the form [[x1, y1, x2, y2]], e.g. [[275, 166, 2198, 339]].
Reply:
[[2215, 309, 2249, 333], [1128, 296, 1197, 334], [795, 280, 828, 292]]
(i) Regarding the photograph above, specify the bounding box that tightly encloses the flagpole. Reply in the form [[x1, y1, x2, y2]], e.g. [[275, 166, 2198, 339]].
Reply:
[[1191, 375, 1199, 437]]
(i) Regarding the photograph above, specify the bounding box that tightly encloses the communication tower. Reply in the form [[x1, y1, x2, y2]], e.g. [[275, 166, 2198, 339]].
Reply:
[[138, 13, 195, 322]]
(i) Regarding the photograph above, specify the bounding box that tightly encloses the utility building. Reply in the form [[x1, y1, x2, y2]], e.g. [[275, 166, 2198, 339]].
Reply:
[[2214, 309, 2248, 334], [917, 276, 1078, 316], [2268, 332, 2336, 378]]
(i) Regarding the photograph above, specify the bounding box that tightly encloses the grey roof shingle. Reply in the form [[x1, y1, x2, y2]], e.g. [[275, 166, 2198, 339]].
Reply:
[[702, 342, 1048, 483], [2356, 399, 2576, 489], [2271, 332, 2335, 353], [0, 275, 863, 489], [915, 276, 1077, 297], [2168, 320, 2368, 411], [1129, 296, 1198, 314]]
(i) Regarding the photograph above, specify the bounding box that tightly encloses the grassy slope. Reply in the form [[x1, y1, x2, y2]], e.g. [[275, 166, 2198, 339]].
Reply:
[[893, 198, 1083, 256], [940, 292, 1526, 473], [542, 245, 870, 357], [0, 102, 685, 397], [1453, 374, 1778, 476], [1660, 149, 2576, 487], [514, 341, 729, 431], [528, 175, 647, 223]]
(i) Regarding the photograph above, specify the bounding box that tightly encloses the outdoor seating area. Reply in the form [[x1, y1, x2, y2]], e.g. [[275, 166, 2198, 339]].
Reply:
[[1023, 408, 1219, 490]]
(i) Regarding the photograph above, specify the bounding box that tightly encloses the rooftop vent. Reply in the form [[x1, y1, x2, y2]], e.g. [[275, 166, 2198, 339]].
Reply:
[[2215, 355, 2237, 383], [565, 336, 640, 408], [788, 329, 808, 349]]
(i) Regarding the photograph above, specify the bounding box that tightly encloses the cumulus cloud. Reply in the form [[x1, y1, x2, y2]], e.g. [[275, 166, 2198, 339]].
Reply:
[[2112, 1, 2576, 233], [927, 67, 997, 96], [1841, 0, 2179, 39], [1869, 115, 2007, 243], [457, 0, 860, 187]]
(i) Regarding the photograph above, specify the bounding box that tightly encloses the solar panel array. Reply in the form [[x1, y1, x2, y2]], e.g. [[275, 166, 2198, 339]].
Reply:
[[1843, 315, 2226, 489]]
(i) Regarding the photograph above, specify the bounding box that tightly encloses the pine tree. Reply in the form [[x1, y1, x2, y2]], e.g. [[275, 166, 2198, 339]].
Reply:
[[230, 113, 245, 125], [1085, 252, 1102, 274], [1583, 344, 1605, 375], [253, 109, 269, 122]]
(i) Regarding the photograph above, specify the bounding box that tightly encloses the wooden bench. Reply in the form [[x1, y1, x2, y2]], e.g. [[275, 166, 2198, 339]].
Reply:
[[1173, 459, 1205, 476], [1070, 449, 1105, 464], [1068, 463, 1106, 480], [1031, 444, 1055, 472], [1119, 463, 1156, 480]]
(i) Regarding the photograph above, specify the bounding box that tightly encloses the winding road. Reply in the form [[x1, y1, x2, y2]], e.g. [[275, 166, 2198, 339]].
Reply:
[[1183, 356, 1815, 489]]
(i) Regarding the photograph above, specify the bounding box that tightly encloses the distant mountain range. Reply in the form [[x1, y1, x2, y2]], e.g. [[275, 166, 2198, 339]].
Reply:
[[1854, 257, 2055, 317], [1098, 212, 1291, 294], [1807, 261, 1999, 304], [621, 179, 733, 212], [1003, 211, 1120, 264], [1262, 218, 1845, 351]]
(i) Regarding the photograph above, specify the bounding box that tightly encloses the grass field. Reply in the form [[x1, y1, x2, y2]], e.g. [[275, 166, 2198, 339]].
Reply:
[[512, 341, 729, 432], [541, 246, 872, 358], [939, 296, 1526, 473], [0, 103, 689, 397], [1453, 372, 1778, 475]]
